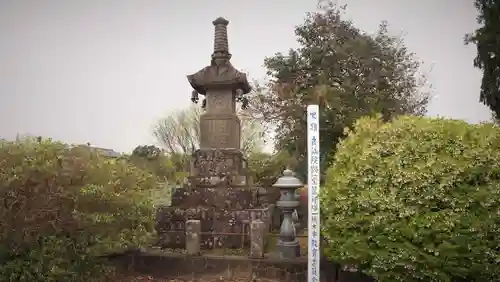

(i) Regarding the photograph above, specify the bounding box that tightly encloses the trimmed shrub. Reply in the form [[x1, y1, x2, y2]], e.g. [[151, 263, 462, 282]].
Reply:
[[0, 138, 158, 281], [321, 116, 500, 282]]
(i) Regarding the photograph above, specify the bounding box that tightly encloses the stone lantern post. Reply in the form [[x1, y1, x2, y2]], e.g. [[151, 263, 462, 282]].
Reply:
[[273, 169, 303, 258]]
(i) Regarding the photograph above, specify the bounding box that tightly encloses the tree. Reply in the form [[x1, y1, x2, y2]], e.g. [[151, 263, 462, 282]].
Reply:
[[466, 0, 500, 118], [153, 105, 201, 156], [129, 144, 188, 185], [246, 150, 297, 187], [132, 145, 163, 160], [153, 105, 265, 157], [321, 116, 500, 281], [248, 1, 430, 178]]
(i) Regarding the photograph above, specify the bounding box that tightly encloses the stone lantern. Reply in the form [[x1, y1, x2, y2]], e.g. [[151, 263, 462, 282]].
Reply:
[[273, 169, 303, 258]]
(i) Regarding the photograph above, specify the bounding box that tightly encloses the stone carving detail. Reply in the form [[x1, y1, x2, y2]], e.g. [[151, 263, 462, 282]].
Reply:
[[201, 116, 239, 149], [192, 149, 243, 177], [194, 149, 230, 176], [212, 120, 229, 147], [207, 92, 232, 113]]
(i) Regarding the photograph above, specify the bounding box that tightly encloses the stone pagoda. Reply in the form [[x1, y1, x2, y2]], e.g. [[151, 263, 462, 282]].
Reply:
[[187, 16, 251, 188], [156, 17, 272, 250]]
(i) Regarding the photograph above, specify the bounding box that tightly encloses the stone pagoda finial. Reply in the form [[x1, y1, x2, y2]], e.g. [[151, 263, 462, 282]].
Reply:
[[187, 17, 251, 96], [212, 17, 230, 56]]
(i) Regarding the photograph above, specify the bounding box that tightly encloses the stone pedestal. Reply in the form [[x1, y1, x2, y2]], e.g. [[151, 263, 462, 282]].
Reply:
[[191, 148, 245, 178]]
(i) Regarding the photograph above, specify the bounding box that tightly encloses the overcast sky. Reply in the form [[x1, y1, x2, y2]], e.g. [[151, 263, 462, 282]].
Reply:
[[0, 0, 490, 153]]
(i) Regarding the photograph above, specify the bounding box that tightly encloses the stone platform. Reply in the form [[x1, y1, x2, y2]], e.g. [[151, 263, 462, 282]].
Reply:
[[107, 250, 375, 282], [155, 203, 274, 249], [155, 182, 275, 250]]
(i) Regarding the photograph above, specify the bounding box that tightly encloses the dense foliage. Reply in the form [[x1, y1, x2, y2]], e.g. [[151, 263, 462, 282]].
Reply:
[[246, 150, 297, 187], [132, 145, 163, 159], [0, 138, 158, 281], [321, 116, 500, 282], [249, 1, 430, 179], [466, 0, 500, 118]]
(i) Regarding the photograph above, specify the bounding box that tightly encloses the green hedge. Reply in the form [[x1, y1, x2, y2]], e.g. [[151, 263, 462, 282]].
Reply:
[[0, 138, 158, 281], [321, 116, 500, 282]]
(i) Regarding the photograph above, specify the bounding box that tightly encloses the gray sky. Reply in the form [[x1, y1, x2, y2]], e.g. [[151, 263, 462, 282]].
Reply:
[[0, 0, 490, 153]]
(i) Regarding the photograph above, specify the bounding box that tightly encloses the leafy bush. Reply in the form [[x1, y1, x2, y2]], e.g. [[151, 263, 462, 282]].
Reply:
[[0, 138, 158, 281], [247, 150, 297, 187], [130, 146, 188, 186], [129, 148, 187, 207], [321, 116, 500, 282]]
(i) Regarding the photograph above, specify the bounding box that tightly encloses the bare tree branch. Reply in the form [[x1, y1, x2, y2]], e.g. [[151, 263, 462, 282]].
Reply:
[[152, 105, 264, 157]]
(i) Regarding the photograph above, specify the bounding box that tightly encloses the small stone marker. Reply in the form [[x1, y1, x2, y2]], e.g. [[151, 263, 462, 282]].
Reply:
[[250, 219, 265, 258], [186, 220, 201, 255]]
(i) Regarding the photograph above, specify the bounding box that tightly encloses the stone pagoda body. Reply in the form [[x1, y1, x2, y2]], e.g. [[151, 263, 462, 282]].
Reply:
[[187, 16, 251, 189], [155, 17, 272, 250]]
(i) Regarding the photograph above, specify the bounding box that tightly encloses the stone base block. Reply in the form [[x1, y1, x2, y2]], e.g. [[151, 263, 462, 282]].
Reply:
[[276, 240, 301, 259]]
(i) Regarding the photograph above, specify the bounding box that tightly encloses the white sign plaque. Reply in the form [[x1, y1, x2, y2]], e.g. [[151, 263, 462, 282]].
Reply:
[[307, 105, 320, 282]]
